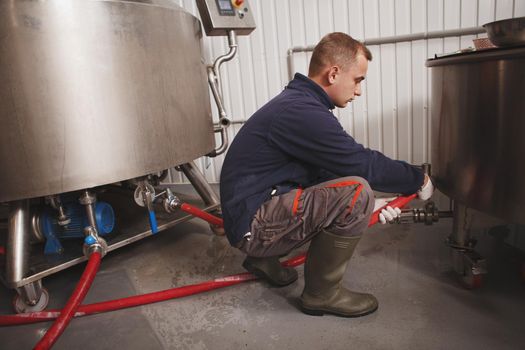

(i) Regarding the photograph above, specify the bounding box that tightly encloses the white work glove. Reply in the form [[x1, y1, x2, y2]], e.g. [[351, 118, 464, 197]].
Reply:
[[374, 197, 401, 225], [378, 206, 402, 224], [417, 174, 434, 201]]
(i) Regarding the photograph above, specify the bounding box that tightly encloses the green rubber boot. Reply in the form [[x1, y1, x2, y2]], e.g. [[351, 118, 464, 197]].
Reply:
[[300, 230, 378, 317], [243, 256, 298, 287]]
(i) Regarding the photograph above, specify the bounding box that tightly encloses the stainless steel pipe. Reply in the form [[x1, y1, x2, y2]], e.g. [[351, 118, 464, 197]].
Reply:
[[287, 26, 486, 80], [179, 161, 220, 207], [6, 200, 30, 287]]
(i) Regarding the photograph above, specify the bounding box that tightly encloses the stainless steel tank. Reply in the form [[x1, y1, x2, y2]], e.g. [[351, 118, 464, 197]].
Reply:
[[0, 0, 214, 202], [427, 47, 525, 224]]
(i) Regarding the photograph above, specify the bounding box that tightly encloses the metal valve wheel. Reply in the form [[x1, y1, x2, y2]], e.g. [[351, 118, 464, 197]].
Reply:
[[134, 183, 156, 207]]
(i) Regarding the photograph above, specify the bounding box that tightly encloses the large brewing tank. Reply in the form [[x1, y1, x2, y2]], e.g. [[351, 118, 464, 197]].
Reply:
[[0, 0, 214, 202], [427, 47, 525, 224]]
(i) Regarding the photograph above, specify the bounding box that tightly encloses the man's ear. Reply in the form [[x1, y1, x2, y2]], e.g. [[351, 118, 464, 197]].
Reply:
[[327, 66, 340, 85]]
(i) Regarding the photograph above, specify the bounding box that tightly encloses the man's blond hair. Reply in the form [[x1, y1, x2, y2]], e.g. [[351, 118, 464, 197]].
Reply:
[[308, 32, 372, 77]]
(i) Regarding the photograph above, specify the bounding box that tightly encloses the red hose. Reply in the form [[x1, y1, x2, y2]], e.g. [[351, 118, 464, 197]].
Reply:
[[34, 251, 102, 350], [180, 203, 223, 227], [0, 195, 415, 328]]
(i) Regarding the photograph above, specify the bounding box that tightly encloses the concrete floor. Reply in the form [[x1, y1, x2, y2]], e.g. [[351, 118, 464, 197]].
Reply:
[[1, 201, 525, 349]]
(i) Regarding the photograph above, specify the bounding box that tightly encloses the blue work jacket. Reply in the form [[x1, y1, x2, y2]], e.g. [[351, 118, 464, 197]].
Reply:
[[220, 73, 424, 246]]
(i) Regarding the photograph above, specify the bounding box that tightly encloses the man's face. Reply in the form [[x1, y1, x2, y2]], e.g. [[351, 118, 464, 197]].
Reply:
[[327, 54, 368, 108]]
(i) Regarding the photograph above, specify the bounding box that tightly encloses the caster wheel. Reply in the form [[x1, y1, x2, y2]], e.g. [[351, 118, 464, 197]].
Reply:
[[13, 288, 49, 313], [462, 273, 483, 289], [209, 224, 225, 236]]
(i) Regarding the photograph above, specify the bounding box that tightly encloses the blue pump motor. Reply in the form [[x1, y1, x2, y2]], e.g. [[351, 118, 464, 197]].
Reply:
[[39, 201, 115, 254]]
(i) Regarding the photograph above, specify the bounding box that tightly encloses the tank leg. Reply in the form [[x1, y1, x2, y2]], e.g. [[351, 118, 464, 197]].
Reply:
[[6, 200, 30, 288], [447, 202, 487, 289], [13, 280, 49, 313], [179, 161, 224, 235], [5, 200, 50, 312], [179, 161, 220, 206]]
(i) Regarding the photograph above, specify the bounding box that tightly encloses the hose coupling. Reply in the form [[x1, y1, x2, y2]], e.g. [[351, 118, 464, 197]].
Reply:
[[82, 227, 107, 258], [397, 201, 451, 225], [163, 188, 181, 213]]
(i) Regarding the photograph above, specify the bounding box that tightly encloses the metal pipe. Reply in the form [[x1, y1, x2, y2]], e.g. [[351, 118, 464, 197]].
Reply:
[[6, 200, 30, 287], [210, 126, 229, 156], [451, 202, 471, 248], [210, 30, 238, 120], [207, 67, 229, 122], [79, 190, 99, 235], [230, 120, 249, 125], [213, 30, 238, 75], [0, 194, 417, 327], [179, 161, 220, 206], [207, 30, 238, 157], [438, 211, 454, 218], [48, 195, 70, 226], [287, 26, 486, 79]]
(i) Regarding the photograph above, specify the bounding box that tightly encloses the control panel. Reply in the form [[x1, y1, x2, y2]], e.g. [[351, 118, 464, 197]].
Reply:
[[196, 0, 256, 36]]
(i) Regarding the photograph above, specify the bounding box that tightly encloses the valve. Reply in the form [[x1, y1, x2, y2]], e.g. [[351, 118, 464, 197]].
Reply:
[[163, 188, 180, 213], [395, 201, 453, 225], [82, 226, 107, 258], [134, 180, 159, 234], [47, 195, 71, 227], [160, 188, 223, 228], [79, 190, 107, 257]]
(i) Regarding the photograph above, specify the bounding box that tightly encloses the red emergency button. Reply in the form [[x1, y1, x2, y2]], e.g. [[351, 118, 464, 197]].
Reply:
[[231, 0, 244, 9]]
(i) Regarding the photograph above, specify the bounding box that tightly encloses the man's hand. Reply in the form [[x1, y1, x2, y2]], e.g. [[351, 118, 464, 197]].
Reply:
[[417, 174, 434, 201], [378, 206, 401, 224], [374, 197, 401, 224]]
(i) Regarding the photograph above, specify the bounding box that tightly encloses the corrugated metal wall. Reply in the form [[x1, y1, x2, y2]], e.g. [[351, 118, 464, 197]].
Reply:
[[167, 0, 525, 184]]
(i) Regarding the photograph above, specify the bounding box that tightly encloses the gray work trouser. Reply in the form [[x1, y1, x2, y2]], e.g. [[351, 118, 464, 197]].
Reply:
[[237, 176, 375, 258]]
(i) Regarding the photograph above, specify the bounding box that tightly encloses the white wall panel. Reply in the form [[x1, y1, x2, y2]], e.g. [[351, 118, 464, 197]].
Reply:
[[379, 0, 397, 159], [318, 0, 335, 36], [516, 0, 525, 16], [410, 0, 427, 165], [170, 0, 521, 184], [395, 0, 413, 162], [461, 0, 479, 47], [347, 0, 367, 144], [331, 1, 350, 133], [274, 0, 293, 87], [496, 0, 515, 19], [363, 0, 383, 153], [478, 0, 497, 24]]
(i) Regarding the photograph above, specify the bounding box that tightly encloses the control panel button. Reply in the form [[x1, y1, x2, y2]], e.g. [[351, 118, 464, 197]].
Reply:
[[232, 0, 244, 8]]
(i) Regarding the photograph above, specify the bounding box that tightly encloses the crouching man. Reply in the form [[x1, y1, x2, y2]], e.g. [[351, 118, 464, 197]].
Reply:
[[219, 32, 433, 317]]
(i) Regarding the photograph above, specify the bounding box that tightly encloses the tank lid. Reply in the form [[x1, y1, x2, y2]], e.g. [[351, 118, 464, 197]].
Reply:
[[426, 46, 525, 67]]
